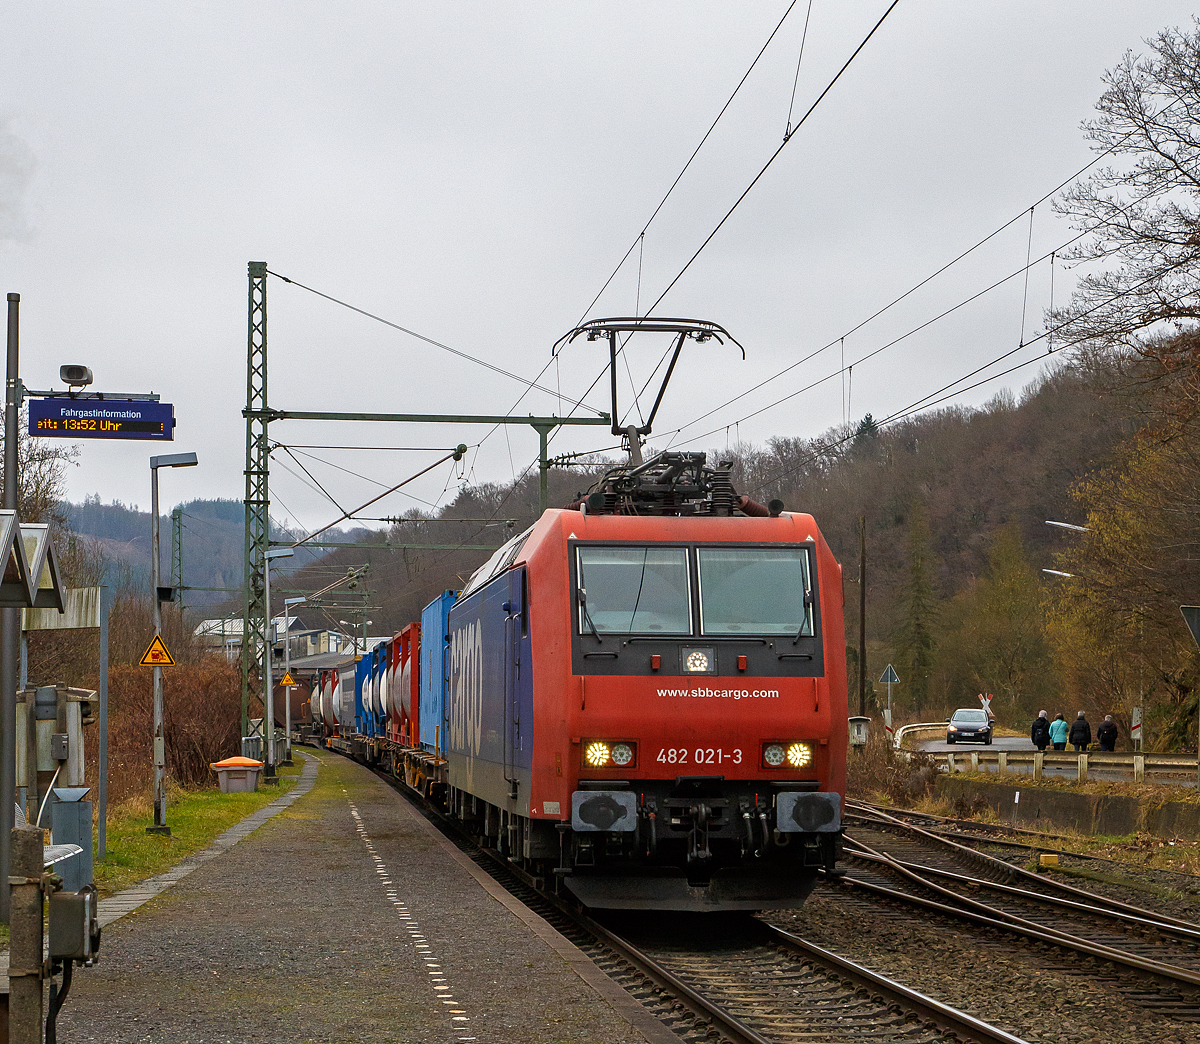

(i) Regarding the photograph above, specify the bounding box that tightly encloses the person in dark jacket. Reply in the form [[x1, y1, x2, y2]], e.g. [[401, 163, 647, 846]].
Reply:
[[1096, 714, 1118, 752], [1068, 711, 1092, 752], [1030, 710, 1051, 751]]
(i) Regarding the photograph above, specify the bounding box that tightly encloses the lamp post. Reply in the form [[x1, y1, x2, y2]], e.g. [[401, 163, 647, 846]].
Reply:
[[282, 596, 304, 766], [149, 451, 198, 836], [339, 619, 368, 658], [262, 548, 293, 778]]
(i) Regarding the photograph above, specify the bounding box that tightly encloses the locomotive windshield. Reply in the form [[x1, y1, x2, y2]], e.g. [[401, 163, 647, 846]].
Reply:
[[576, 546, 690, 633], [698, 547, 811, 636]]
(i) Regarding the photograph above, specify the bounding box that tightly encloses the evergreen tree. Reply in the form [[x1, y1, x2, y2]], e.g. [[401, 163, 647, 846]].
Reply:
[[894, 500, 937, 716], [851, 413, 881, 461]]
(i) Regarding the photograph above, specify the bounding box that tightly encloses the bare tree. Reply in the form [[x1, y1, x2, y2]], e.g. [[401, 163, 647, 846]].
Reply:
[[1052, 22, 1200, 372]]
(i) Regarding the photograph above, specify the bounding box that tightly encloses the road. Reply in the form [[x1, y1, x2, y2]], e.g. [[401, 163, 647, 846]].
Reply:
[[919, 735, 1032, 753]]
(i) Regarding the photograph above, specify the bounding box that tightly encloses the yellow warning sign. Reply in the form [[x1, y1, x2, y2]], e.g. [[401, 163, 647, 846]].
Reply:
[[139, 635, 175, 667], [280, 671, 296, 688]]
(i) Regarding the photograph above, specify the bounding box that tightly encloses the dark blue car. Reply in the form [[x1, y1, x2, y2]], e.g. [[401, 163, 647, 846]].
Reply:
[[947, 708, 992, 744]]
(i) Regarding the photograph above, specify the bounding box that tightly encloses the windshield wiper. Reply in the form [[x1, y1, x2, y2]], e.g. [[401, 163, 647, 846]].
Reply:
[[577, 587, 603, 644], [792, 591, 814, 645]]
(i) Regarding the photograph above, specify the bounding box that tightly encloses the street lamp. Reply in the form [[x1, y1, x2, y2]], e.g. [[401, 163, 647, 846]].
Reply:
[[282, 596, 305, 766], [1046, 520, 1090, 532], [148, 451, 198, 836], [262, 547, 293, 779]]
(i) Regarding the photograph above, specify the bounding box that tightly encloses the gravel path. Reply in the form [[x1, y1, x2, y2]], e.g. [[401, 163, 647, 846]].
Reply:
[[57, 750, 663, 1043]]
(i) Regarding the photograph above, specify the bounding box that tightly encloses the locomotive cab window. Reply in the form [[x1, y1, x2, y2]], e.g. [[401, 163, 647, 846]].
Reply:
[[576, 546, 690, 634], [698, 547, 812, 636]]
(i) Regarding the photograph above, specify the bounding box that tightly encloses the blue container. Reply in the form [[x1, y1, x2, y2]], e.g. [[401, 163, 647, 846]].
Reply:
[[419, 590, 456, 754]]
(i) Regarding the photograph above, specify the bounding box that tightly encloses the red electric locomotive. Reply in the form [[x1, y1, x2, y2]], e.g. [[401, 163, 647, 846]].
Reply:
[[441, 447, 848, 911]]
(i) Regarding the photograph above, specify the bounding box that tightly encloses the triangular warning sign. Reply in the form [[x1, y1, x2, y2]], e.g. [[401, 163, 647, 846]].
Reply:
[[280, 671, 296, 687], [1183, 606, 1200, 649], [139, 634, 175, 667]]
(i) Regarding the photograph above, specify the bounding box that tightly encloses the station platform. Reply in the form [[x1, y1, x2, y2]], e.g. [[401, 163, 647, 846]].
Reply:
[[57, 750, 675, 1043]]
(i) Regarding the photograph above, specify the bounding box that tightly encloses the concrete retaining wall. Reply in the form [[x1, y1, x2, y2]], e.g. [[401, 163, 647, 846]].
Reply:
[[937, 776, 1200, 840]]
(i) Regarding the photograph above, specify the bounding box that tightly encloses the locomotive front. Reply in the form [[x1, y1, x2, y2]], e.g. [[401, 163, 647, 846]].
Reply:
[[519, 454, 848, 911]]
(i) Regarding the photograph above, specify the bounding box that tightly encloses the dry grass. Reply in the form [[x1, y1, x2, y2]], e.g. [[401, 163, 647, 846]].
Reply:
[[846, 728, 937, 805], [84, 658, 244, 808]]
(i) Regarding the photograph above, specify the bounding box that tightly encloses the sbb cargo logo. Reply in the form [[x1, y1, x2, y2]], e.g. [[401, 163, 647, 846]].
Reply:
[[657, 688, 780, 699], [448, 618, 484, 782]]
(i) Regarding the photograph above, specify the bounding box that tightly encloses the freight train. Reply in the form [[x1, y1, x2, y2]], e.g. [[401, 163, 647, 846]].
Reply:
[[307, 446, 849, 912]]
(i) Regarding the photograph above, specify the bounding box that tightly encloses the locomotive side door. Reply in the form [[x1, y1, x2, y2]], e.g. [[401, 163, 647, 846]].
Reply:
[[502, 568, 524, 798]]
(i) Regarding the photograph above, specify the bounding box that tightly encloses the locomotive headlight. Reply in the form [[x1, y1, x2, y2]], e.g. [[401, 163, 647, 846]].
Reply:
[[763, 743, 786, 767], [786, 742, 813, 768], [585, 741, 612, 767], [681, 647, 716, 674], [611, 742, 635, 767]]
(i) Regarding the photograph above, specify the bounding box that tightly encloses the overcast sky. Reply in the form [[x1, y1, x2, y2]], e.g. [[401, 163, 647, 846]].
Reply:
[[1, 2, 1196, 529]]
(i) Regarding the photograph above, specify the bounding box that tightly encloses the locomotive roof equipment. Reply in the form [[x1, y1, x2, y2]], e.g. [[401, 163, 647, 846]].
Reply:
[[553, 317, 744, 456], [577, 450, 782, 518]]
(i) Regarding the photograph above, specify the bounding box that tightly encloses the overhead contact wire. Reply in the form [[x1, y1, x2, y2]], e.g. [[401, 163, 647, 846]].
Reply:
[[266, 269, 603, 417]]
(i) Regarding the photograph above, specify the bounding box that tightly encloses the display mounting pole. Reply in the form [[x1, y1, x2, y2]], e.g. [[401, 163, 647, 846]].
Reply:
[[148, 461, 169, 835], [1, 293, 19, 921], [98, 584, 109, 859]]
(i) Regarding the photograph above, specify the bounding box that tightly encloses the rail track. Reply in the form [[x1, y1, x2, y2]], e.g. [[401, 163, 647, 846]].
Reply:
[[838, 801, 1200, 1020], [356, 756, 1026, 1044], [850, 800, 1200, 892]]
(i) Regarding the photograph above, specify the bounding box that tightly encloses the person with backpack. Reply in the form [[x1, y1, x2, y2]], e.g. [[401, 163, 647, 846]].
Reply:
[[1097, 714, 1119, 752], [1030, 710, 1051, 751], [1068, 711, 1092, 752], [1048, 713, 1069, 751]]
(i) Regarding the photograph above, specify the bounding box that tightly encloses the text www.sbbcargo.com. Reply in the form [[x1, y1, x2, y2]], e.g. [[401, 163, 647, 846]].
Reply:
[[656, 688, 780, 700]]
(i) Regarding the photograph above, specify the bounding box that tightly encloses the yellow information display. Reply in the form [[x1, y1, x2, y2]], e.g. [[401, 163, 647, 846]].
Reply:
[[139, 635, 175, 667], [280, 671, 296, 688]]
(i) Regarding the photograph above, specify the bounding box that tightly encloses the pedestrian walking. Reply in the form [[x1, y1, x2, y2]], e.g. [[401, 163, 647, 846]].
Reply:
[[1030, 710, 1051, 752], [1068, 711, 1092, 752], [1048, 713, 1069, 751], [1097, 714, 1118, 752]]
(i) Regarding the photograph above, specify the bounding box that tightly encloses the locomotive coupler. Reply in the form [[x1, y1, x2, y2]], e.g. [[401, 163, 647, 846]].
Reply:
[[686, 802, 713, 865]]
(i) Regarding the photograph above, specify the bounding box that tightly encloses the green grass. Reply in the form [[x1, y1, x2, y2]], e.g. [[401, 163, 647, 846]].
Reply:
[[93, 760, 303, 899]]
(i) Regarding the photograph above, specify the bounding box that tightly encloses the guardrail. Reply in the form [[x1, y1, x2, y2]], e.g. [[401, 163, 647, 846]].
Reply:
[[892, 722, 951, 748], [905, 748, 1196, 784]]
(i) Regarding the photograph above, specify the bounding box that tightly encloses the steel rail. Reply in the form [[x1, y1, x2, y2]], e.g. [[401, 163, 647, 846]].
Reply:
[[578, 915, 773, 1044], [848, 801, 1200, 932], [848, 800, 1078, 842], [830, 846, 1200, 989], [843, 840, 1200, 942], [848, 800, 1200, 885], [761, 924, 1028, 1044]]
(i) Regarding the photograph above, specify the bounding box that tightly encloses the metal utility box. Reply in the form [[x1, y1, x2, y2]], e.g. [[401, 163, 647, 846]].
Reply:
[[50, 788, 94, 892], [48, 886, 100, 963]]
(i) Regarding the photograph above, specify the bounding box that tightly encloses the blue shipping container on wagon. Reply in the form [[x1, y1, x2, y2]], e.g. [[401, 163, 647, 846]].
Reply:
[[420, 590, 456, 754]]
